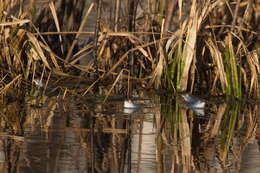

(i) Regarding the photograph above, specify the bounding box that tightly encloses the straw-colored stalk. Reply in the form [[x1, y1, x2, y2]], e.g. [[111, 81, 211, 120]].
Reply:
[[247, 52, 260, 97], [178, 0, 221, 92], [149, 43, 166, 89], [206, 38, 228, 93]]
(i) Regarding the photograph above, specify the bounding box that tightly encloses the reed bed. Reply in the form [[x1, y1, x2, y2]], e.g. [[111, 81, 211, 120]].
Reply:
[[160, 95, 259, 172], [1, 1, 259, 172], [0, 0, 259, 98]]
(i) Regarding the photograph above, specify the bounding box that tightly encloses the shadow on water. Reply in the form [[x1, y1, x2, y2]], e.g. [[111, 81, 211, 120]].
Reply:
[[0, 91, 260, 173]]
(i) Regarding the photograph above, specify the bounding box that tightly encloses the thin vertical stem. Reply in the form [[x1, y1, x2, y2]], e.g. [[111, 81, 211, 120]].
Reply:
[[94, 0, 102, 75]]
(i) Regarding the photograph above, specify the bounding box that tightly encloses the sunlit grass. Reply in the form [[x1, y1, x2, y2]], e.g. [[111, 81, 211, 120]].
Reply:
[[0, 0, 259, 98]]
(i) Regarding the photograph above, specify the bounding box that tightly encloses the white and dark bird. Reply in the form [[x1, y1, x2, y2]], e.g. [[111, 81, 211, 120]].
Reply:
[[123, 100, 144, 114], [181, 93, 206, 109], [181, 94, 206, 116]]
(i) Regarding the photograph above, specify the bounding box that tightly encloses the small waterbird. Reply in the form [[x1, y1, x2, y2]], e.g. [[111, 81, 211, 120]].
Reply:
[[124, 100, 141, 108], [181, 93, 206, 109], [123, 100, 144, 114]]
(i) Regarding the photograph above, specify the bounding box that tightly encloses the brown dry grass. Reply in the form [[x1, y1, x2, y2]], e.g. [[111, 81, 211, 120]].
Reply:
[[0, 0, 259, 98]]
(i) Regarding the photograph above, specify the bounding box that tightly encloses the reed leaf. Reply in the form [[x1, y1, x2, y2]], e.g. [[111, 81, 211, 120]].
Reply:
[[26, 32, 51, 69], [0, 75, 22, 94], [0, 19, 30, 26], [65, 3, 95, 62], [149, 43, 165, 88], [247, 52, 260, 97], [205, 38, 228, 93], [178, 0, 221, 92], [178, 14, 197, 91], [49, 1, 64, 54], [224, 34, 241, 98]]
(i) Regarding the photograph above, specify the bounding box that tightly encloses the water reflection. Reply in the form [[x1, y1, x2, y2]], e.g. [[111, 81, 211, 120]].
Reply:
[[0, 93, 260, 172]]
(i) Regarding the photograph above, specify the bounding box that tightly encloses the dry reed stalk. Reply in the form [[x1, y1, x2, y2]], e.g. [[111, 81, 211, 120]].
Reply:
[[65, 3, 95, 62], [0, 74, 21, 94], [247, 52, 260, 97], [33, 31, 161, 37], [178, 0, 198, 92], [149, 43, 165, 88], [105, 39, 158, 77], [178, 0, 221, 92], [39, 41, 61, 70], [128, 37, 149, 57], [0, 133, 24, 141], [205, 39, 228, 92], [27, 32, 51, 69], [114, 0, 120, 32], [51, 127, 128, 134], [0, 19, 30, 26], [163, 0, 178, 35], [103, 69, 125, 102], [49, 1, 64, 54], [82, 77, 102, 96]]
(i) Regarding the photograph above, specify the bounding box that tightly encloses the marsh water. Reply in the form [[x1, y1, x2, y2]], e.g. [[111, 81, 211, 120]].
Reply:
[[1, 90, 260, 173]]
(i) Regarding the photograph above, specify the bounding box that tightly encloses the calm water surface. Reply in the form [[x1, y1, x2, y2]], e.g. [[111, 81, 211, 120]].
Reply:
[[1, 92, 260, 173]]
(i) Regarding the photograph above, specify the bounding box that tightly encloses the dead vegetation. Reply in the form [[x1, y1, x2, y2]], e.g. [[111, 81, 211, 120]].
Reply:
[[0, 0, 259, 98]]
